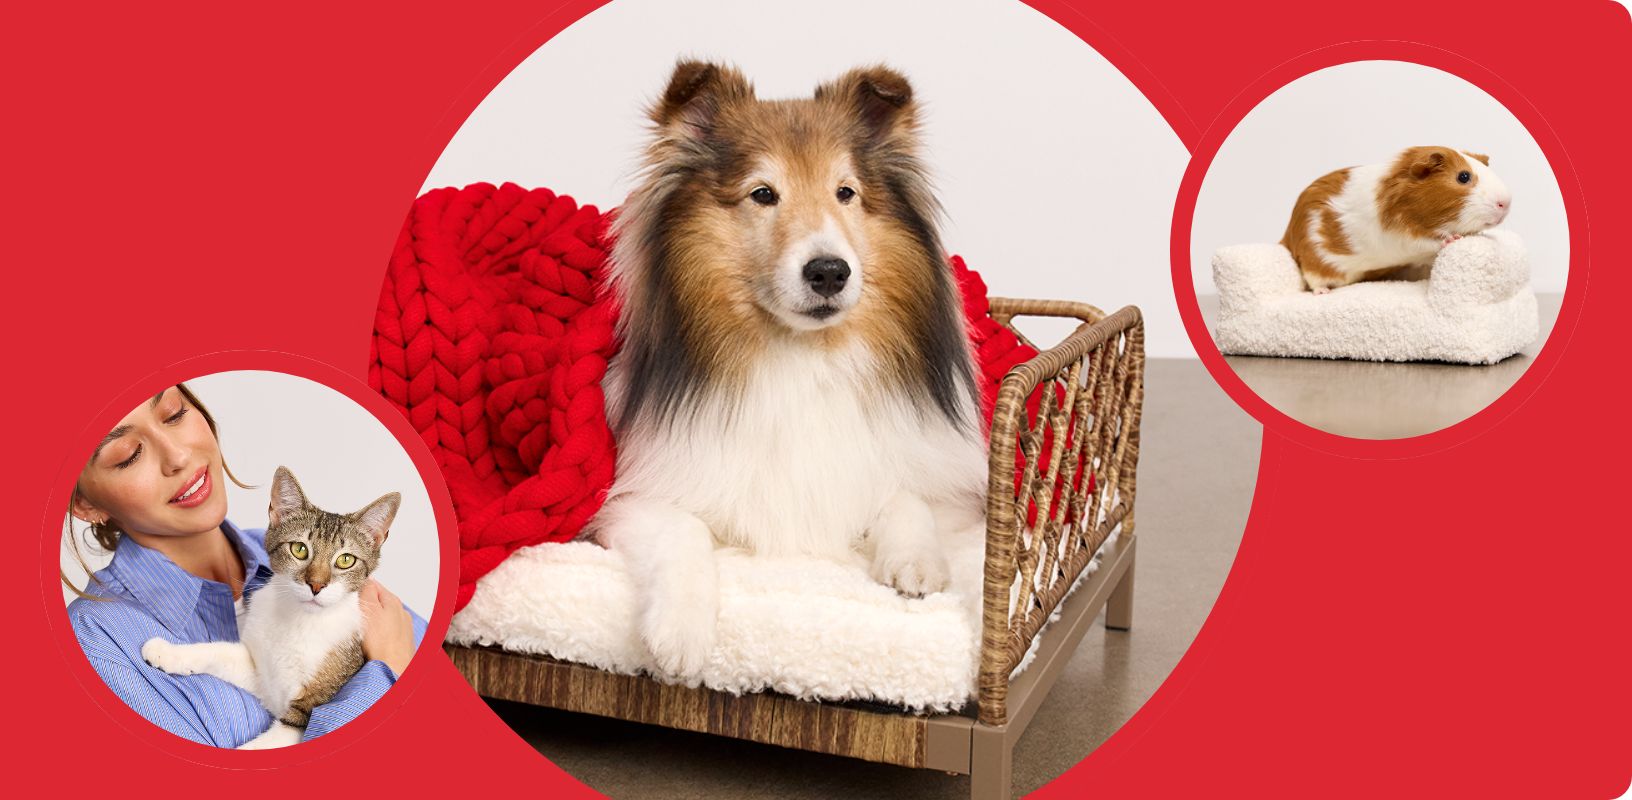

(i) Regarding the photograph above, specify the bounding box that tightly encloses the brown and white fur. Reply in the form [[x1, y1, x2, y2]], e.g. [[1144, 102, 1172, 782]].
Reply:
[[588, 61, 988, 679], [142, 467, 399, 749], [1283, 146, 1512, 293]]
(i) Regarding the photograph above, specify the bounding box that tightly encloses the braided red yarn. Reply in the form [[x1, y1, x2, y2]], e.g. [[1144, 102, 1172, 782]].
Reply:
[[371, 183, 616, 610], [372, 184, 1053, 611]]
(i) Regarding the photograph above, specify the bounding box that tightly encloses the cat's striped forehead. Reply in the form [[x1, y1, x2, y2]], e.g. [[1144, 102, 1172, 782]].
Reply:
[[268, 508, 374, 544], [264, 506, 383, 584]]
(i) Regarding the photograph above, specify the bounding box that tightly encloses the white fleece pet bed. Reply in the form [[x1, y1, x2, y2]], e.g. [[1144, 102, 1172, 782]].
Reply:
[[447, 522, 1112, 713], [1211, 229, 1539, 364]]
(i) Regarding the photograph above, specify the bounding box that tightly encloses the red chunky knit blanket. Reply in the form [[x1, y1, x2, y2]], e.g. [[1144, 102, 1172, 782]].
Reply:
[[371, 183, 1044, 611]]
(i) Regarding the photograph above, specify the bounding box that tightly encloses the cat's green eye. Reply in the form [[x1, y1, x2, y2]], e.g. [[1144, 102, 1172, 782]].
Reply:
[[334, 553, 356, 569], [288, 542, 309, 560]]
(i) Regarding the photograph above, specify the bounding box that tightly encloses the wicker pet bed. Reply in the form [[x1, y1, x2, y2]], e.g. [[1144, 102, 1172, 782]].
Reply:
[[445, 298, 1146, 799]]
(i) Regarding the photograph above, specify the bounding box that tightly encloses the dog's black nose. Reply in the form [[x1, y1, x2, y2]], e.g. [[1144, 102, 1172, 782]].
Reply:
[[803, 258, 850, 298]]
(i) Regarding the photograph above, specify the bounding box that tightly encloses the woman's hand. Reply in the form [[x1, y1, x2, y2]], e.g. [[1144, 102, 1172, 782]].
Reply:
[[359, 580, 415, 678]]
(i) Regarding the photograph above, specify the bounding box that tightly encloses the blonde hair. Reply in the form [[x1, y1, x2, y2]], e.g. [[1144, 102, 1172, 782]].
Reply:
[[62, 383, 252, 599]]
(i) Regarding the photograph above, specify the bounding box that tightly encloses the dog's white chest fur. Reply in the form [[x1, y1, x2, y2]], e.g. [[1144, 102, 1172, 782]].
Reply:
[[240, 586, 363, 716], [607, 339, 986, 558]]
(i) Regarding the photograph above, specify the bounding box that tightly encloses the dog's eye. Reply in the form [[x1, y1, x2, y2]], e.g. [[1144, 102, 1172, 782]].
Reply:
[[836, 186, 856, 204], [1457, 171, 1471, 184], [750, 187, 778, 206]]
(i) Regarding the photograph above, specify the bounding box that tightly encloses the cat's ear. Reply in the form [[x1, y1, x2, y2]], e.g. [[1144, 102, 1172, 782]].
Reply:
[[353, 492, 401, 547], [268, 466, 309, 527]]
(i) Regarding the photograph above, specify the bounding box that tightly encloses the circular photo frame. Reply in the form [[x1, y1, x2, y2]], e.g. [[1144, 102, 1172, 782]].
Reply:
[[1170, 45, 1585, 452], [44, 352, 456, 765]]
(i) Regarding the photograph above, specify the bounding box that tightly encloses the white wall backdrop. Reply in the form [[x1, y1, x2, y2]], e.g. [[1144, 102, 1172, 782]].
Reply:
[[422, 0, 1194, 357], [1191, 60, 1570, 297], [61, 371, 440, 615]]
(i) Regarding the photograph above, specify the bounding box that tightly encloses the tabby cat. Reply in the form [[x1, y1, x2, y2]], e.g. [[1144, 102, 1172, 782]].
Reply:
[[142, 466, 400, 749]]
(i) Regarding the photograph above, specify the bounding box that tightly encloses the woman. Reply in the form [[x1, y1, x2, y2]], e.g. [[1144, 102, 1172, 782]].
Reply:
[[64, 383, 426, 748]]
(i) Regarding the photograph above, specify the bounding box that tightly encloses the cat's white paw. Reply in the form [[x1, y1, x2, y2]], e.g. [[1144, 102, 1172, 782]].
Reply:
[[141, 638, 194, 676], [871, 546, 951, 598], [238, 722, 303, 750], [638, 575, 718, 681]]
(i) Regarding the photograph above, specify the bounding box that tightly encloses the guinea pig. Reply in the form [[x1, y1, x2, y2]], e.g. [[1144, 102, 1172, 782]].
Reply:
[[1281, 146, 1512, 293]]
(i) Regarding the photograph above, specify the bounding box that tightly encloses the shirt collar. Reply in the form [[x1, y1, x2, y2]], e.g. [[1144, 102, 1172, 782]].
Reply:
[[107, 520, 271, 634]]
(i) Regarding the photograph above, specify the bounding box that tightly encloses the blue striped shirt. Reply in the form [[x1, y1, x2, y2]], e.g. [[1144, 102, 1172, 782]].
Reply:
[[67, 520, 426, 748]]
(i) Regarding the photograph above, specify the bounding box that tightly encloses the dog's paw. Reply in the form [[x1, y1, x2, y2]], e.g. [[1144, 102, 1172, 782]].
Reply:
[[1312, 286, 1332, 295], [141, 638, 193, 675], [871, 548, 951, 598], [638, 575, 718, 680], [640, 604, 716, 679]]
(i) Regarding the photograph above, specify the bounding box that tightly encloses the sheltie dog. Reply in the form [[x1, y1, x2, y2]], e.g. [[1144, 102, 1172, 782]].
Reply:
[[590, 61, 988, 678]]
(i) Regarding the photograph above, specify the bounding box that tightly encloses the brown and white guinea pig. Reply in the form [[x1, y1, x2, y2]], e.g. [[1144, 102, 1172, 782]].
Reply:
[[1281, 146, 1512, 293]]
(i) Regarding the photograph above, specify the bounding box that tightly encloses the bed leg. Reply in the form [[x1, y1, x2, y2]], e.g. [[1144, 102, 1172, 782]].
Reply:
[[1106, 550, 1135, 631], [970, 724, 1013, 800]]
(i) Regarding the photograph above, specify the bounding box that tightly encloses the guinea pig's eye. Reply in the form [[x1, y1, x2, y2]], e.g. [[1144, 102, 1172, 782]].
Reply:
[[288, 542, 309, 560], [836, 186, 856, 204], [1457, 171, 1471, 184], [334, 553, 356, 569], [749, 186, 778, 206]]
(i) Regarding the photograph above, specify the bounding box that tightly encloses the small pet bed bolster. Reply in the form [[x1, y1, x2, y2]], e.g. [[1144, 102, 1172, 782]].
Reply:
[[1210, 229, 1539, 364]]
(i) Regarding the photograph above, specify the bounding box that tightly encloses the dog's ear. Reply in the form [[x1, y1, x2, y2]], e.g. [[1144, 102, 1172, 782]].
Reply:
[[650, 60, 753, 135], [817, 65, 918, 146]]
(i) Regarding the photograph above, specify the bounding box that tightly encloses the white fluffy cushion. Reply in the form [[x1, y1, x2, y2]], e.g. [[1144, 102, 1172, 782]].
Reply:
[[447, 522, 1108, 713], [1211, 229, 1539, 364]]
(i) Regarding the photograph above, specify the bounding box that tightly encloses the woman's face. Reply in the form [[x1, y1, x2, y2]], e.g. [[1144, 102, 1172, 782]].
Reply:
[[72, 387, 229, 539]]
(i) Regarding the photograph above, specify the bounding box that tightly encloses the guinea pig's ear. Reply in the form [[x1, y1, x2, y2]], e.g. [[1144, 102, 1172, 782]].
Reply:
[[649, 60, 753, 136], [817, 65, 918, 147], [1465, 152, 1491, 166], [1410, 150, 1449, 180], [268, 466, 308, 527]]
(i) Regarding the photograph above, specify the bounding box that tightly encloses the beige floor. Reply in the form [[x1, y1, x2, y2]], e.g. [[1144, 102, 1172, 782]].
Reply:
[[482, 359, 1260, 799], [1196, 293, 1562, 440]]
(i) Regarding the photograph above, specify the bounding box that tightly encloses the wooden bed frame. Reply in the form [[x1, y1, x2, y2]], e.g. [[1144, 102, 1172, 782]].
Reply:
[[447, 299, 1146, 799]]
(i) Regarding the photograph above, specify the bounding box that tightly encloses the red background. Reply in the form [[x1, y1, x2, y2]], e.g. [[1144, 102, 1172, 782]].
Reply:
[[5, 1, 1628, 796]]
